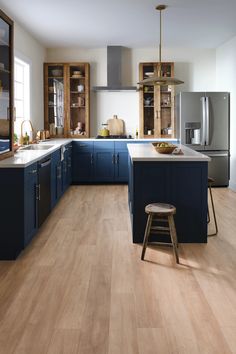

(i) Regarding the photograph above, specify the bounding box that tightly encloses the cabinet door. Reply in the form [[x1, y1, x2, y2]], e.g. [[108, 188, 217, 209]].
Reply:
[[72, 141, 93, 183], [139, 63, 155, 138], [44, 63, 66, 137], [94, 151, 114, 182], [115, 151, 129, 182], [56, 160, 63, 198], [51, 150, 60, 208], [24, 164, 38, 246], [73, 152, 93, 182], [0, 10, 14, 160], [67, 63, 90, 138]]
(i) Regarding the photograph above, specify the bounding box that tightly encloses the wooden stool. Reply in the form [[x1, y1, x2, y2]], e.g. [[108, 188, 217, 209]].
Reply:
[[141, 203, 179, 264], [207, 177, 218, 236]]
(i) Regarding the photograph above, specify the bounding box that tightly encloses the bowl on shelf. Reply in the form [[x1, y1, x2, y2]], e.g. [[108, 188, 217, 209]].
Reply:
[[51, 69, 62, 77], [152, 142, 177, 154]]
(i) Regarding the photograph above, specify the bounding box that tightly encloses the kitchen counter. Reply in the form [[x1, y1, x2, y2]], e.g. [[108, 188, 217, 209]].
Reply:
[[127, 143, 210, 162], [0, 138, 178, 168]]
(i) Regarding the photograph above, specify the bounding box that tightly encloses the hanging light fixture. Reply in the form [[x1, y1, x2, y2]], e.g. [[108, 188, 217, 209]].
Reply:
[[138, 5, 184, 86]]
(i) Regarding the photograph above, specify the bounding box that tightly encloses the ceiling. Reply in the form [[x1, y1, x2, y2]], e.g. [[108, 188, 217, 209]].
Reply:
[[1, 0, 236, 49]]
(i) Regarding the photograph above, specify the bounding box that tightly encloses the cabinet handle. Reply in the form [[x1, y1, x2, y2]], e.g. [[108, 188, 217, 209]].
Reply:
[[68, 157, 72, 168], [112, 154, 115, 164], [29, 169, 37, 174], [155, 110, 159, 119], [36, 184, 41, 201], [90, 153, 93, 164], [115, 154, 119, 164], [57, 165, 62, 179]]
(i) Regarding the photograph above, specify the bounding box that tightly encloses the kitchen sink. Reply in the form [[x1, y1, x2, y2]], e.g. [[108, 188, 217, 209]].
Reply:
[[20, 144, 54, 151]]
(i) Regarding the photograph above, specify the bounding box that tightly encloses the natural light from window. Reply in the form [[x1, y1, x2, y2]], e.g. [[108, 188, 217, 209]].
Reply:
[[14, 57, 30, 139]]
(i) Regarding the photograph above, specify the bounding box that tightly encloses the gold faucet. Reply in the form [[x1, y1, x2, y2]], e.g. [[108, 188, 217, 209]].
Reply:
[[20, 120, 35, 145]]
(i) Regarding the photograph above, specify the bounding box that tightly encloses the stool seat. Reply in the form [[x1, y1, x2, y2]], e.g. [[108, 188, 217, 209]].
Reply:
[[141, 202, 179, 264], [145, 203, 176, 215]]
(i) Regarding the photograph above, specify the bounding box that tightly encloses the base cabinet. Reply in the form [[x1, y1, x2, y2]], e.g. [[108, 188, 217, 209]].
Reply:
[[72, 141, 132, 183], [72, 141, 94, 182], [24, 163, 38, 246]]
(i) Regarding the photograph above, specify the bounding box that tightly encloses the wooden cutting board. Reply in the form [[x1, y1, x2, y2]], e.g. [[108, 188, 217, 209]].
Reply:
[[107, 115, 125, 135]]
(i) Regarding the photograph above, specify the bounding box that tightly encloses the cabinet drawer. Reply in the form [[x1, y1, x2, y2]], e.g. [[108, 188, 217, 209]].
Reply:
[[94, 141, 114, 151], [73, 141, 93, 152], [114, 141, 129, 150]]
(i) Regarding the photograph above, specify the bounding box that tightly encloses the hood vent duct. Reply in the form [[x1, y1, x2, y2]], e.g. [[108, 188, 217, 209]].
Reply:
[[93, 46, 137, 91]]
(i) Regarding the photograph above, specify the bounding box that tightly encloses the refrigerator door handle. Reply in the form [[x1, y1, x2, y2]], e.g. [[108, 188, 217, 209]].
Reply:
[[200, 97, 206, 145], [205, 96, 210, 145], [207, 153, 228, 157]]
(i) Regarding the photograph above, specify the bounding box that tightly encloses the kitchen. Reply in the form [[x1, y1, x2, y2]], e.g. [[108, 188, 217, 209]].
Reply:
[[0, 1, 236, 353]]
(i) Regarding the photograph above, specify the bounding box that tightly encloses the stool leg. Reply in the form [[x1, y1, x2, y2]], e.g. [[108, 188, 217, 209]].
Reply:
[[141, 213, 153, 261], [208, 184, 218, 236], [168, 215, 179, 264]]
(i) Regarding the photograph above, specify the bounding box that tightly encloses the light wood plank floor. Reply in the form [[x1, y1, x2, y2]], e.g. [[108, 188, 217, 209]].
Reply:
[[0, 185, 236, 354]]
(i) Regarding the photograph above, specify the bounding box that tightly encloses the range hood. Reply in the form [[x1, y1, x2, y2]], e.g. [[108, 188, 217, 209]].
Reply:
[[93, 46, 137, 91]]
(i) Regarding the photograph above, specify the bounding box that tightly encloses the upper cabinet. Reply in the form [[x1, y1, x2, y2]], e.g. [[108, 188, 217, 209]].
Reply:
[[44, 62, 90, 138], [139, 62, 175, 139], [0, 9, 13, 160]]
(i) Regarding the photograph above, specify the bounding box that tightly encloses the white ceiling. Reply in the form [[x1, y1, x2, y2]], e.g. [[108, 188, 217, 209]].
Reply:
[[1, 0, 236, 49]]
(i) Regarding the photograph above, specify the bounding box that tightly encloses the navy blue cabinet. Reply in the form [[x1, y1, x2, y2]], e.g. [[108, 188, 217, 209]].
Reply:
[[51, 149, 61, 208], [24, 163, 38, 246], [93, 142, 114, 182], [72, 141, 94, 183], [72, 140, 134, 183], [62, 143, 72, 191]]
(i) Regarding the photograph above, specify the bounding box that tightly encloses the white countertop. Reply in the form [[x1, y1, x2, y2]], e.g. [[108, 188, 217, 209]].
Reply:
[[0, 138, 179, 168], [127, 143, 211, 162], [0, 139, 72, 168]]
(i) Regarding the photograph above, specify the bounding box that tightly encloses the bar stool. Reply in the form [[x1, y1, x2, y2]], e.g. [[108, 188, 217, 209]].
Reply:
[[141, 203, 179, 264], [208, 177, 218, 236]]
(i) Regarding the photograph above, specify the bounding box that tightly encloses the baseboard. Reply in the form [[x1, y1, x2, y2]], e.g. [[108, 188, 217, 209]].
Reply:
[[229, 180, 236, 192]]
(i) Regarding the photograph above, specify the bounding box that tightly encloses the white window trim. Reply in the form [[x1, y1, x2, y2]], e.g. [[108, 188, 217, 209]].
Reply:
[[14, 55, 31, 137]]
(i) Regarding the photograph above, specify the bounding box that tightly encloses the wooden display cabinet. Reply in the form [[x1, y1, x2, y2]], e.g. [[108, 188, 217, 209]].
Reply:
[[139, 62, 175, 138], [0, 9, 14, 160], [44, 62, 90, 138]]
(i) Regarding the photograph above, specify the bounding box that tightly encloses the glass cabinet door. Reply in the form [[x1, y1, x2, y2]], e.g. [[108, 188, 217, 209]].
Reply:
[[0, 11, 13, 157], [139, 62, 175, 138], [68, 63, 89, 137], [45, 64, 65, 136], [159, 63, 174, 138]]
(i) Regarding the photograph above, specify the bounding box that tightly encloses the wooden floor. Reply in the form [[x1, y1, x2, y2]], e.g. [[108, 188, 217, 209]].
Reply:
[[0, 186, 236, 354]]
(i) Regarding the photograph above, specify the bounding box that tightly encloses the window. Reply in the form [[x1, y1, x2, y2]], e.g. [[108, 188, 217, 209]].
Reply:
[[14, 57, 30, 138]]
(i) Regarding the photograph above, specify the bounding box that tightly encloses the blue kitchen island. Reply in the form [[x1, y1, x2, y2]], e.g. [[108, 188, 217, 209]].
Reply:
[[127, 143, 210, 243]]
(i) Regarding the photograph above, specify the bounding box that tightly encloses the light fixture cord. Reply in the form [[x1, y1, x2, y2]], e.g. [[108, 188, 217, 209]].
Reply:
[[159, 8, 162, 76]]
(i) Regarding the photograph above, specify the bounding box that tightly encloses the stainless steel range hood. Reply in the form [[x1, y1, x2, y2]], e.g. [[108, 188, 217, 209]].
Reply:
[[93, 46, 137, 92]]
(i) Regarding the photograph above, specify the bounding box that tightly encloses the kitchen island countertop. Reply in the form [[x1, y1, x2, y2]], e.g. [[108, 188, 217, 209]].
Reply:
[[127, 143, 210, 162]]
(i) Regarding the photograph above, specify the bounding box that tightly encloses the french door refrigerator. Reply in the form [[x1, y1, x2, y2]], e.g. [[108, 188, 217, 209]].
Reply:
[[176, 92, 230, 186]]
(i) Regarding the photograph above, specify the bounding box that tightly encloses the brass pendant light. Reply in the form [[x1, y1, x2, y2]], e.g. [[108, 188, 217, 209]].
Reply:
[[138, 5, 184, 86]]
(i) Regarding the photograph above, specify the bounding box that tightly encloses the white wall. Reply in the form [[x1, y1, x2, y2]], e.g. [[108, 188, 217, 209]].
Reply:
[[216, 37, 236, 191], [47, 47, 216, 137], [14, 22, 46, 131]]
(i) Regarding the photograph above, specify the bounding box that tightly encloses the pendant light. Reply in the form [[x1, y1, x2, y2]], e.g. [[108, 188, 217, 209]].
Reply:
[[138, 5, 184, 86]]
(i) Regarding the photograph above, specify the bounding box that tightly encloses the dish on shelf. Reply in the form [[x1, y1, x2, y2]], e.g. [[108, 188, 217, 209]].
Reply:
[[73, 71, 81, 75], [152, 142, 177, 154], [71, 74, 83, 78], [145, 72, 154, 77], [51, 69, 62, 77]]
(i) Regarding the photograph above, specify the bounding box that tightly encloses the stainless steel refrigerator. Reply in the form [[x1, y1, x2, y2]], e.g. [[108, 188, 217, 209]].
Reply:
[[176, 92, 230, 186]]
